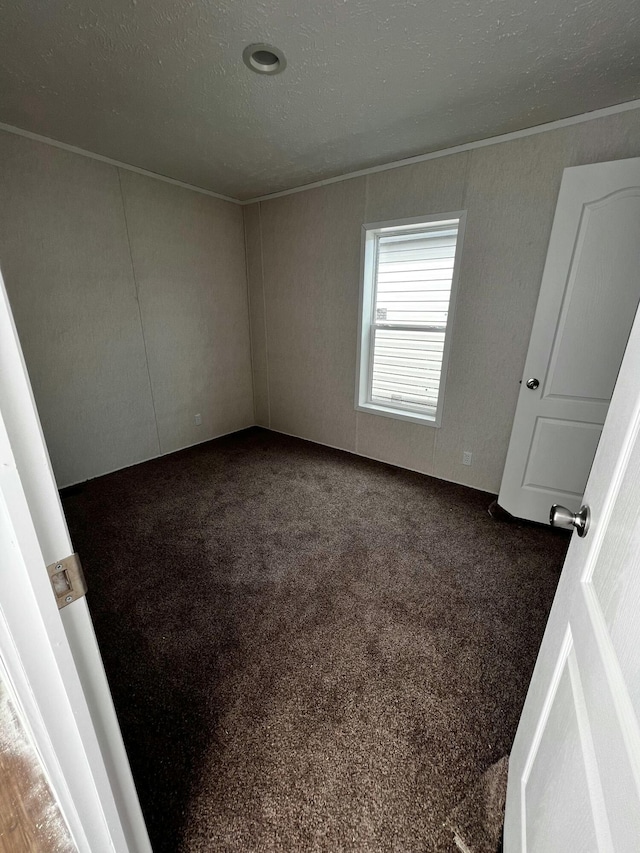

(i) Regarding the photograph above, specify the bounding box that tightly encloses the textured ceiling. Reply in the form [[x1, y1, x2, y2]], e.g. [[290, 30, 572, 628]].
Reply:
[[0, 0, 639, 200]]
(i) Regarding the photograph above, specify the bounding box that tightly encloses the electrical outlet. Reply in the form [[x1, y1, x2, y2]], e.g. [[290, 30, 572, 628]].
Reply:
[[194, 413, 202, 426], [462, 450, 472, 466]]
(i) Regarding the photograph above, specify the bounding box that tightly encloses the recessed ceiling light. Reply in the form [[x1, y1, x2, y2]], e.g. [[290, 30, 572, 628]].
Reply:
[[243, 43, 286, 75]]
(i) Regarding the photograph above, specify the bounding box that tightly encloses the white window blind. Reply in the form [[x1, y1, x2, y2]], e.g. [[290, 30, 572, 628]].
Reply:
[[357, 215, 464, 426]]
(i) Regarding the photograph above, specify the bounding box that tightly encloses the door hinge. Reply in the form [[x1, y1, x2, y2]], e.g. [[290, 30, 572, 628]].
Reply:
[[47, 553, 88, 609]]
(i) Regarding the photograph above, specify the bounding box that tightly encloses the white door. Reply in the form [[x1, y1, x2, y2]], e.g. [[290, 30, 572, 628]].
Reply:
[[504, 284, 640, 848], [0, 269, 152, 852], [498, 157, 640, 524]]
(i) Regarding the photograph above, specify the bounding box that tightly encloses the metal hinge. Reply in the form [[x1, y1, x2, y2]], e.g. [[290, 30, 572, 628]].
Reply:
[[47, 553, 88, 609]]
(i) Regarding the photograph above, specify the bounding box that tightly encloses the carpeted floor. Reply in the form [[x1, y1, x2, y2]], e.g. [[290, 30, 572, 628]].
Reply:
[[62, 427, 569, 852]]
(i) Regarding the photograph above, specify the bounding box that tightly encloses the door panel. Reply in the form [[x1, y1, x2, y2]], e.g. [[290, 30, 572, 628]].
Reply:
[[523, 418, 601, 495], [571, 589, 640, 851], [546, 191, 640, 402], [499, 158, 640, 524], [588, 442, 640, 706], [524, 660, 599, 853], [505, 292, 640, 849]]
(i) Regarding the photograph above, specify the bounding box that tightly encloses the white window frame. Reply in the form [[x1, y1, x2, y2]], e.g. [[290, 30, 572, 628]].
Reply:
[[355, 212, 466, 427]]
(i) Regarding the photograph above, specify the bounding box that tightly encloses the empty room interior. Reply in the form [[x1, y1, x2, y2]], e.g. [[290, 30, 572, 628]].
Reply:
[[1, 0, 640, 851]]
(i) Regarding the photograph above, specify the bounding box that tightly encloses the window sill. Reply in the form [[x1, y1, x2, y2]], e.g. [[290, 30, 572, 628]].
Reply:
[[355, 401, 441, 428]]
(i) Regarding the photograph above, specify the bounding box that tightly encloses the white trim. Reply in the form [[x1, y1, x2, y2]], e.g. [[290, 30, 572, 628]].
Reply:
[[355, 401, 438, 427], [244, 98, 640, 204], [355, 212, 466, 429], [355, 224, 375, 421], [0, 122, 240, 204], [363, 215, 461, 232], [1, 99, 639, 206]]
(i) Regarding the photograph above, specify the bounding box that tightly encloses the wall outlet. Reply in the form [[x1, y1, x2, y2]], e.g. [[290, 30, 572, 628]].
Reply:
[[194, 413, 202, 426], [462, 450, 472, 466]]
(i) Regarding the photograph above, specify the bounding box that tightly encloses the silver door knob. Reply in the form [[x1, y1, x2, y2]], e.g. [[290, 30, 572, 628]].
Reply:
[[526, 378, 540, 390], [549, 504, 590, 537]]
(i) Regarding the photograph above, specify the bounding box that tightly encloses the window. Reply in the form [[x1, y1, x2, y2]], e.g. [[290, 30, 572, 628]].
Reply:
[[356, 213, 465, 426]]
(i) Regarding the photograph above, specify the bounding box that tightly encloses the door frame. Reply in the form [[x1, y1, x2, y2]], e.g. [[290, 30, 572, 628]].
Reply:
[[0, 270, 151, 852]]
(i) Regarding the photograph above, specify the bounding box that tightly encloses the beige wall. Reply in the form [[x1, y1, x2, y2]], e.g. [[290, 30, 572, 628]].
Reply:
[[245, 107, 640, 493], [3, 107, 640, 493], [0, 131, 254, 487]]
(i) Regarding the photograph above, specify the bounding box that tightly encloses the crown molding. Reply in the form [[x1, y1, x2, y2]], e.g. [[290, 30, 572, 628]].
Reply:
[[241, 97, 640, 205], [2, 96, 640, 206], [0, 122, 240, 204]]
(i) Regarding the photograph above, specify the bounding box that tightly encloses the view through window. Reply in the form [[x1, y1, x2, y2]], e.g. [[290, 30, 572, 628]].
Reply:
[[356, 215, 465, 425]]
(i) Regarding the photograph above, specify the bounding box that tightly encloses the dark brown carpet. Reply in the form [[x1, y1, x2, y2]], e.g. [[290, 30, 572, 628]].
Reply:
[[62, 427, 568, 852], [444, 756, 509, 853]]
